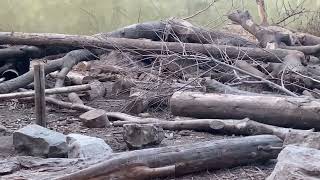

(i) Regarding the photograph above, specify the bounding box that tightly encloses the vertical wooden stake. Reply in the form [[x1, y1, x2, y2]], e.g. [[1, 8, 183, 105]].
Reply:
[[34, 62, 46, 127]]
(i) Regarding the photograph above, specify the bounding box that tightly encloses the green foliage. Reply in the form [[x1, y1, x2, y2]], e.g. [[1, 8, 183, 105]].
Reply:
[[0, 0, 318, 34]]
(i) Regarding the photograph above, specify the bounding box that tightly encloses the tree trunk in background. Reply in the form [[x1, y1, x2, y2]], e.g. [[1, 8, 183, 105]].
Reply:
[[256, 0, 268, 26]]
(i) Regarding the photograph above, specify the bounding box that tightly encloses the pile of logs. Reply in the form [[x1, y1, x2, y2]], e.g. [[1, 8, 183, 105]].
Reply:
[[1, 9, 320, 179]]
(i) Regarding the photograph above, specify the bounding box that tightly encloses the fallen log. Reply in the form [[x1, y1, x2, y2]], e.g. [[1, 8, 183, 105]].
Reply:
[[68, 92, 84, 104], [0, 32, 296, 63], [95, 18, 256, 47], [228, 10, 293, 47], [111, 115, 310, 140], [0, 45, 42, 61], [170, 92, 320, 129], [55, 135, 282, 180], [0, 49, 96, 93], [297, 33, 320, 46], [0, 84, 91, 100], [202, 77, 259, 95], [45, 97, 94, 112], [167, 18, 256, 46]]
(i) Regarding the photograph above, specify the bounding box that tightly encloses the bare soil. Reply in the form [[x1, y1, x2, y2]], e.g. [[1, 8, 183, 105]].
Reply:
[[0, 96, 275, 180]]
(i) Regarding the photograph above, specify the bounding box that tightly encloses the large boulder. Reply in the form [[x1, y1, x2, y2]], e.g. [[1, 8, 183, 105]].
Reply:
[[267, 145, 320, 180], [13, 124, 67, 158], [284, 131, 320, 149], [67, 134, 113, 159], [123, 124, 165, 149]]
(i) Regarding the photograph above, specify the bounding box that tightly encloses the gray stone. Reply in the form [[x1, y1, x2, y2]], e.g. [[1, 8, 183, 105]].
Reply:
[[284, 131, 320, 149], [123, 124, 165, 149], [0, 124, 9, 136], [0, 158, 20, 175], [0, 136, 14, 158], [267, 145, 320, 180], [67, 133, 113, 159], [13, 124, 67, 158]]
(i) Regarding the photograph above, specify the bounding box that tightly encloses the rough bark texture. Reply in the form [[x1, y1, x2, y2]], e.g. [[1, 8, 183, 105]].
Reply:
[[56, 135, 282, 180], [170, 92, 320, 129], [112, 115, 310, 140], [0, 32, 295, 63], [0, 49, 95, 93], [228, 10, 292, 47]]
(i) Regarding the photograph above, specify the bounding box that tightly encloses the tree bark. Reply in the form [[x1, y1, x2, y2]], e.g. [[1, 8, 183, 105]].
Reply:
[[0, 32, 295, 63], [0, 45, 42, 61], [55, 135, 282, 180], [111, 115, 310, 140], [228, 10, 291, 47], [256, 0, 268, 25], [0, 49, 95, 93], [0, 84, 91, 100], [202, 77, 259, 95], [95, 19, 256, 47], [170, 92, 320, 129]]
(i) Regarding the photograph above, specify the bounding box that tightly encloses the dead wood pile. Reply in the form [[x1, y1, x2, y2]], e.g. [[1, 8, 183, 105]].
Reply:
[[2, 10, 320, 180]]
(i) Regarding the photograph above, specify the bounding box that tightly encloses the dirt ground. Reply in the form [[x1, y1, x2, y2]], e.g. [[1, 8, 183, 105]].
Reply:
[[0, 97, 275, 180]]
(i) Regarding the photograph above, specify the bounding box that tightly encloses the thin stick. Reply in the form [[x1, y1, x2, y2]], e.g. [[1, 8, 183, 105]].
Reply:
[[34, 62, 46, 127], [0, 84, 91, 100]]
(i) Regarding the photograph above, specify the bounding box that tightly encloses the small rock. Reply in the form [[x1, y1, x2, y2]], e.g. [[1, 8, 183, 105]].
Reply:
[[13, 124, 67, 158], [0, 124, 9, 136], [67, 133, 113, 159], [267, 145, 320, 180], [123, 124, 165, 149], [284, 131, 320, 149], [79, 109, 111, 128]]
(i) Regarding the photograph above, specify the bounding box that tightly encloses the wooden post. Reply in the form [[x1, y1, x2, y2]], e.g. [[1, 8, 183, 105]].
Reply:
[[34, 62, 46, 127]]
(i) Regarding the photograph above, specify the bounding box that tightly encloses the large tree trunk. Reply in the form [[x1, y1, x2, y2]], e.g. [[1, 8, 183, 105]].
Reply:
[[56, 135, 282, 180], [95, 19, 256, 47], [0, 32, 296, 63], [170, 92, 320, 130]]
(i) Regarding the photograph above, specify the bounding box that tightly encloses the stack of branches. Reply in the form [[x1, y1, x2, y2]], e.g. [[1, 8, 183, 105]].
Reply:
[[2, 9, 320, 180]]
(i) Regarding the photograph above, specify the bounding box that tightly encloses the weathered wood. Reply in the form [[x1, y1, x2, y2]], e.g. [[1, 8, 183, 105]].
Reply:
[[95, 19, 256, 47], [170, 92, 320, 129], [111, 114, 310, 140], [45, 97, 94, 112], [167, 18, 256, 46], [0, 84, 90, 100], [0, 45, 42, 61], [33, 62, 46, 127], [55, 135, 282, 180], [228, 10, 292, 47], [202, 77, 259, 95], [0, 32, 296, 63], [256, 0, 268, 25], [79, 109, 111, 128], [0, 49, 96, 94], [68, 92, 84, 104]]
